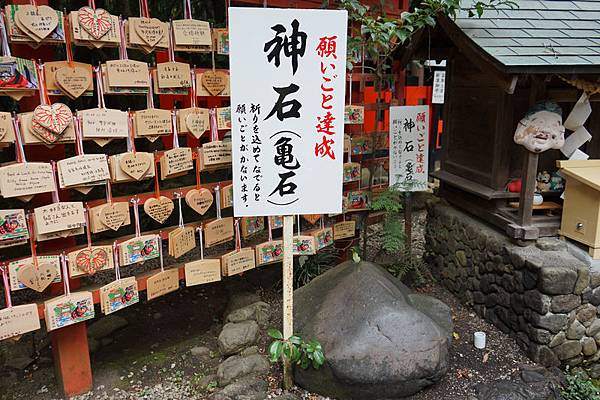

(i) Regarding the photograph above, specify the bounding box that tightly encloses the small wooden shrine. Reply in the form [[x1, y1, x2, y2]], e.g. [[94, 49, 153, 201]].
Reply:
[[402, 0, 600, 239]]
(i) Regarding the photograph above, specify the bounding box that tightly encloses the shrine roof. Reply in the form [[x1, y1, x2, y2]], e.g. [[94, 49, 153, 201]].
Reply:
[[453, 0, 600, 72]]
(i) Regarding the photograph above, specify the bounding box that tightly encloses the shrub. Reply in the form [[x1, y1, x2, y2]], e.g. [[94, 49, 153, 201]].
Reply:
[[561, 367, 600, 400]]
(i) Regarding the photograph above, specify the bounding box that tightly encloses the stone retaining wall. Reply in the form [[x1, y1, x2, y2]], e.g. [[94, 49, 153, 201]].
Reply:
[[424, 201, 600, 376]]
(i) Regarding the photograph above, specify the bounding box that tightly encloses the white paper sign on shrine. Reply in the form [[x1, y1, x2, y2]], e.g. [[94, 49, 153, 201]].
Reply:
[[389, 105, 430, 192]]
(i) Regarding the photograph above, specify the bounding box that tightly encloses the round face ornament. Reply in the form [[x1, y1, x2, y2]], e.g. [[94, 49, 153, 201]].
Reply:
[[514, 101, 565, 153]]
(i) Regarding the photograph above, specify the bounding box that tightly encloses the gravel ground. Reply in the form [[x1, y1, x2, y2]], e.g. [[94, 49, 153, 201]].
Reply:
[[1, 209, 540, 400]]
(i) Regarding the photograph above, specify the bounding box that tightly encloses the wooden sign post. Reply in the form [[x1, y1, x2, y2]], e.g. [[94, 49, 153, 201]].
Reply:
[[229, 7, 348, 389], [282, 215, 294, 388]]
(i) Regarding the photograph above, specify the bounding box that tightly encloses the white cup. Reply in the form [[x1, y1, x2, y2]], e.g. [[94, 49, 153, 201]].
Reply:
[[474, 331, 486, 349]]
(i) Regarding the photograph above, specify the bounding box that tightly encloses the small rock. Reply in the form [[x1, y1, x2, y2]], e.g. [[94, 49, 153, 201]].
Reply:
[[218, 321, 259, 356], [455, 250, 467, 267], [553, 340, 582, 361], [576, 304, 597, 323], [590, 363, 600, 379], [538, 267, 577, 295], [153, 312, 162, 320], [531, 312, 568, 334], [210, 374, 268, 400], [549, 332, 566, 348], [520, 366, 546, 383], [582, 337, 597, 356], [587, 319, 600, 337], [198, 374, 217, 388], [536, 238, 567, 251], [225, 302, 271, 328], [566, 320, 586, 340], [190, 346, 211, 358], [240, 346, 259, 357], [217, 354, 269, 386], [574, 268, 590, 295], [551, 295, 581, 313], [524, 291, 550, 315], [87, 315, 128, 339], [275, 394, 301, 400]]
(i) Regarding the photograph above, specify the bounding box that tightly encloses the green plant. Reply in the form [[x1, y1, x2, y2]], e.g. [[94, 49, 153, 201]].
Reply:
[[369, 186, 431, 286], [351, 245, 361, 263], [386, 249, 431, 286], [267, 328, 325, 371], [294, 246, 339, 289], [370, 186, 405, 254], [561, 367, 600, 400]]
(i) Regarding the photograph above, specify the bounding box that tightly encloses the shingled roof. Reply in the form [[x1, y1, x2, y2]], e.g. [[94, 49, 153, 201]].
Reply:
[[454, 0, 600, 70]]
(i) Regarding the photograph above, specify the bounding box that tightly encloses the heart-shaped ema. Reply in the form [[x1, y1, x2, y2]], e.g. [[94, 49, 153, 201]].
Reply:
[[185, 110, 209, 139], [32, 103, 72, 135], [134, 18, 164, 47], [17, 262, 58, 292], [75, 247, 109, 275], [201, 71, 227, 96], [303, 214, 322, 225], [16, 5, 58, 41], [144, 196, 174, 224], [78, 6, 112, 40], [55, 66, 91, 99], [119, 152, 151, 181], [99, 202, 129, 231], [30, 117, 63, 144], [185, 188, 213, 215]]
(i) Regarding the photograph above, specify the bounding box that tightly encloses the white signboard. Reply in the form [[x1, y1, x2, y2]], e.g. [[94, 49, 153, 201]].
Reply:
[[389, 105, 429, 191], [229, 7, 347, 216], [431, 70, 446, 104]]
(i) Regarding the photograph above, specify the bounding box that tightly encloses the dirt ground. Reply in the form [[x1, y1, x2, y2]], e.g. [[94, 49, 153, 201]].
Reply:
[[0, 211, 540, 400]]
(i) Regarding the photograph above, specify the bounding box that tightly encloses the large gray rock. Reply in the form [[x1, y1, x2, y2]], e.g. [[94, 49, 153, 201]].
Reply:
[[218, 321, 259, 356], [294, 261, 451, 399], [408, 293, 453, 343], [217, 354, 269, 386]]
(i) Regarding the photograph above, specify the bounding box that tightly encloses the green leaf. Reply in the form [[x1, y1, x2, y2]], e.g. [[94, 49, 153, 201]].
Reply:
[[475, 3, 484, 17], [395, 29, 409, 43], [267, 328, 283, 339], [268, 341, 283, 362], [300, 356, 311, 369], [313, 350, 325, 368], [282, 342, 292, 359], [291, 344, 302, 363], [289, 335, 302, 345]]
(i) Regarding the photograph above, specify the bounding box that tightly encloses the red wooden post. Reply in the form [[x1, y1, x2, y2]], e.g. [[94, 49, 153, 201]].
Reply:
[[50, 323, 93, 398]]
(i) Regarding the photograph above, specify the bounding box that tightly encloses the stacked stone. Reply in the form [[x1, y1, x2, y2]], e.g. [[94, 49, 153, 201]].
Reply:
[[210, 292, 272, 400], [425, 201, 600, 377]]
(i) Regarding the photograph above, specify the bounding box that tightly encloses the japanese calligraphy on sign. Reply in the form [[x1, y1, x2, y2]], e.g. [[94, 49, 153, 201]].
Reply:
[[229, 8, 347, 216], [431, 70, 446, 104], [389, 105, 429, 191]]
